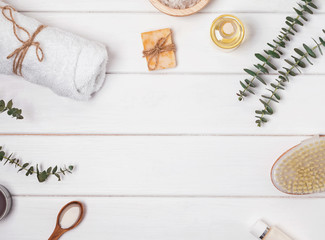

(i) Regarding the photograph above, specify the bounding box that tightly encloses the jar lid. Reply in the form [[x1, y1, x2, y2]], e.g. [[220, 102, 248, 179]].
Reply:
[[250, 219, 270, 239], [0, 184, 12, 221]]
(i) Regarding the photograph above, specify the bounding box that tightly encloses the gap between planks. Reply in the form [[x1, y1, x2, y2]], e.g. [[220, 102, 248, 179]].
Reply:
[[17, 11, 325, 14], [11, 194, 325, 199], [0, 133, 320, 137], [105, 72, 325, 75]]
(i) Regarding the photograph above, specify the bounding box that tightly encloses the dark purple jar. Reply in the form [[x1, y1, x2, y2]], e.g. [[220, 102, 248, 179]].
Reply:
[[0, 185, 12, 221]]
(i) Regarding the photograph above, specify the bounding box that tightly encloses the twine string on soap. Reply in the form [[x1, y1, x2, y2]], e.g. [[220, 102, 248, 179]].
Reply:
[[0, 5, 46, 76], [142, 33, 176, 71]]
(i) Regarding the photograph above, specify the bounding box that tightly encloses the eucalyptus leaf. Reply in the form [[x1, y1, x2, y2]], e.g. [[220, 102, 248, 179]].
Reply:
[[303, 44, 316, 58], [0, 99, 23, 119], [255, 29, 325, 127], [0, 146, 74, 183], [237, 0, 317, 100]]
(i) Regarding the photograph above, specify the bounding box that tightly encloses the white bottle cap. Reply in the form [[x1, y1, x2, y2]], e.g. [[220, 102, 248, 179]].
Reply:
[[250, 220, 270, 239]]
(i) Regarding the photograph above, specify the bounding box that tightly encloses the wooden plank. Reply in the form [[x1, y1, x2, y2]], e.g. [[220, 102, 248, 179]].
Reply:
[[1, 196, 324, 239], [5, 12, 323, 74], [0, 74, 325, 134], [0, 135, 320, 196], [6, 0, 321, 13]]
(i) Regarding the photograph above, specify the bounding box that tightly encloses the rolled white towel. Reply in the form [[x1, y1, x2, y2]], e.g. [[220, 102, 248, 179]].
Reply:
[[0, 2, 108, 100]]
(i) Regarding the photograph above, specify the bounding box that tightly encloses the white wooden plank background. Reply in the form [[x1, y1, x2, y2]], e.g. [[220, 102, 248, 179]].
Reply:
[[2, 197, 325, 240], [0, 135, 311, 196], [16, 12, 325, 74], [7, 0, 324, 13], [1, 0, 325, 239], [1, 74, 325, 134]]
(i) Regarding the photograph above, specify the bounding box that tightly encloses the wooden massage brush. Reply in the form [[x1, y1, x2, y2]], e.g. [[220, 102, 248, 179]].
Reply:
[[271, 135, 325, 195]]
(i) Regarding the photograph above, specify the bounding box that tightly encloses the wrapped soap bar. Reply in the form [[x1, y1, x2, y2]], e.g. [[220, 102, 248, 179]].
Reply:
[[141, 28, 176, 71]]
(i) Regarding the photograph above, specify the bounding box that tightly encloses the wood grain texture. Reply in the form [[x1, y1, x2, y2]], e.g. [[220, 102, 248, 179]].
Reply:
[[8, 12, 324, 74], [1, 0, 325, 239], [0, 135, 318, 196], [1, 12, 325, 134], [1, 196, 325, 240], [0, 74, 325, 134], [6, 0, 323, 13]]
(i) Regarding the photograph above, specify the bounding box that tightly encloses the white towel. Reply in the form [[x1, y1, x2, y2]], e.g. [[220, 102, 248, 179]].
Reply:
[[0, 2, 108, 100]]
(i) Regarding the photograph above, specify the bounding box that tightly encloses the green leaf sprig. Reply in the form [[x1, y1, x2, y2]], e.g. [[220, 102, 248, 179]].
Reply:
[[237, 0, 318, 101], [0, 99, 23, 119], [0, 97, 74, 182], [255, 30, 325, 127], [0, 146, 74, 182]]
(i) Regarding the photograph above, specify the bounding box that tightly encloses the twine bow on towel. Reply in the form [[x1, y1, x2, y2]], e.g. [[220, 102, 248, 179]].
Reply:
[[142, 33, 176, 71], [1, 5, 46, 76]]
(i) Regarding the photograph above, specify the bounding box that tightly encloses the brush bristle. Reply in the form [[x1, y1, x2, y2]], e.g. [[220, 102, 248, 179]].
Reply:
[[272, 138, 325, 195]]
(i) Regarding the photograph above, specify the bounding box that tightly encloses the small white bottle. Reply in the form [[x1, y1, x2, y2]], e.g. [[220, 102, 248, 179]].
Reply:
[[250, 220, 293, 240]]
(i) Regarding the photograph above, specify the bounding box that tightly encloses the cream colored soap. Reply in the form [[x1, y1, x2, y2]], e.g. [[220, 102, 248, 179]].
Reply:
[[141, 28, 176, 71]]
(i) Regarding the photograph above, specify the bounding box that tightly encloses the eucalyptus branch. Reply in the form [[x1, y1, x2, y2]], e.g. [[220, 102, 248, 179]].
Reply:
[[255, 31, 325, 127], [0, 97, 74, 183], [0, 99, 23, 119], [237, 0, 317, 101], [0, 146, 74, 182]]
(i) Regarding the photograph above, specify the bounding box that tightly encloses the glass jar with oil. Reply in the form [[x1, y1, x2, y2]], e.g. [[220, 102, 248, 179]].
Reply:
[[210, 14, 245, 50]]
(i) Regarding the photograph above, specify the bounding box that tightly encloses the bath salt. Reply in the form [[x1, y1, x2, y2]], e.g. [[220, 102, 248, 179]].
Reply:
[[59, 204, 81, 229], [159, 0, 201, 9]]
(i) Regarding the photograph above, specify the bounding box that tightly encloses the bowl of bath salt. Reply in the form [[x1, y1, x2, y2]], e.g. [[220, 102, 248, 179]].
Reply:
[[149, 0, 210, 16]]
